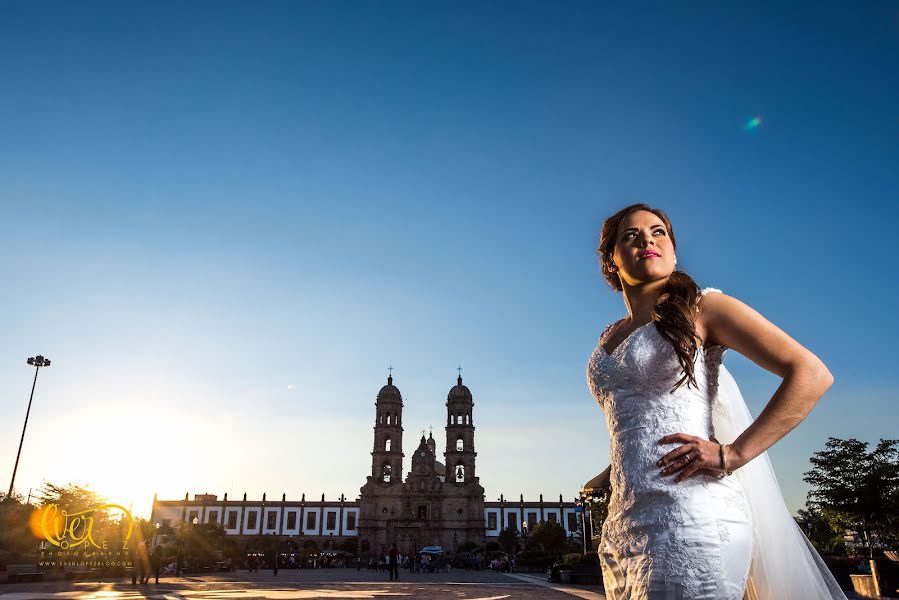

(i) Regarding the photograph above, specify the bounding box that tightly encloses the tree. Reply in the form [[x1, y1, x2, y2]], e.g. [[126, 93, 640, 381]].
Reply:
[[795, 505, 845, 555], [803, 437, 899, 558], [497, 528, 518, 554], [587, 493, 610, 540], [36, 482, 106, 514], [34, 481, 134, 560], [173, 521, 226, 568], [0, 491, 37, 566], [528, 521, 567, 557], [3, 482, 140, 570]]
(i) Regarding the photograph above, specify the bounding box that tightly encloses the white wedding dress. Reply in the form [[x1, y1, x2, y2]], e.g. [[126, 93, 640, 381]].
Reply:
[[586, 287, 849, 600]]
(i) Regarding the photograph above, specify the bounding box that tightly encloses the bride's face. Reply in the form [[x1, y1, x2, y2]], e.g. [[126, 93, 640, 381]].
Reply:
[[612, 210, 676, 286]]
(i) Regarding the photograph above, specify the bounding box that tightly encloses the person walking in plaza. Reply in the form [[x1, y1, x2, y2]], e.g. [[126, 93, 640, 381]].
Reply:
[[140, 541, 154, 584], [149, 545, 163, 584], [129, 542, 139, 585], [131, 540, 150, 585], [587, 203, 846, 599], [387, 543, 399, 581]]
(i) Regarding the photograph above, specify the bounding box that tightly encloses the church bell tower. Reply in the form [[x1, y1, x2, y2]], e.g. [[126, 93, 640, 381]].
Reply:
[[444, 372, 478, 486], [370, 372, 404, 485]]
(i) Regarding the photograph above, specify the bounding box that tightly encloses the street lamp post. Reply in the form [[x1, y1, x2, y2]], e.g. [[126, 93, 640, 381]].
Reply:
[[575, 497, 587, 555], [522, 520, 529, 556], [8, 355, 51, 498]]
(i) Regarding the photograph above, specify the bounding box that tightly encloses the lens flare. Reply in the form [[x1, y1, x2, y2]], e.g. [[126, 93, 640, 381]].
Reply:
[[743, 116, 762, 131]]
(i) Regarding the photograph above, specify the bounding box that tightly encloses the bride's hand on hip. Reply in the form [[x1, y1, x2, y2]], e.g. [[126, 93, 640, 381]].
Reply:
[[656, 433, 727, 482]]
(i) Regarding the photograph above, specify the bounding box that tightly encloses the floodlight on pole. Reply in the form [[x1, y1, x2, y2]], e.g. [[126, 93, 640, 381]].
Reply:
[[8, 355, 51, 499]]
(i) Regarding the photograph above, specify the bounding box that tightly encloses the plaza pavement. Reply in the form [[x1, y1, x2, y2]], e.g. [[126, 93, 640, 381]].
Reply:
[[0, 568, 607, 599]]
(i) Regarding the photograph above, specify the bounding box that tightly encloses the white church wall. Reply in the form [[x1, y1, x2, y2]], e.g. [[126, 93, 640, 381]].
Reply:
[[224, 507, 242, 533], [484, 508, 501, 537], [262, 508, 280, 534], [302, 507, 321, 535], [283, 508, 301, 535], [542, 508, 562, 524], [562, 508, 581, 533], [343, 507, 360, 536], [243, 507, 262, 534], [150, 505, 182, 528], [321, 509, 340, 536]]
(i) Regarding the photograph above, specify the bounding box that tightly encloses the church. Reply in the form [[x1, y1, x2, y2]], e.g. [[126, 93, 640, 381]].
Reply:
[[357, 373, 486, 554], [150, 373, 582, 556]]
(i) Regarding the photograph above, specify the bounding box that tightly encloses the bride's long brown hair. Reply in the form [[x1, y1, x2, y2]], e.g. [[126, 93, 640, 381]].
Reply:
[[597, 203, 702, 392]]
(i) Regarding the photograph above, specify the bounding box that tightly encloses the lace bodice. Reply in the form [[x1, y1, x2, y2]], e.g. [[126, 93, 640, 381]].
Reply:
[[586, 287, 752, 599]]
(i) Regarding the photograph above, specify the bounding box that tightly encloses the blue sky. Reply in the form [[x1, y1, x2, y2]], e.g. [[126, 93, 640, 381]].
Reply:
[[1, 1, 897, 519]]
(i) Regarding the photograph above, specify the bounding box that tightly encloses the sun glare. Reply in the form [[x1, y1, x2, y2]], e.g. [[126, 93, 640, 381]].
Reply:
[[35, 409, 218, 520]]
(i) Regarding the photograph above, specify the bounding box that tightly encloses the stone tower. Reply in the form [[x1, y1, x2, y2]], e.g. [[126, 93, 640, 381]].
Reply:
[[445, 375, 477, 485], [441, 374, 485, 550], [370, 374, 404, 485]]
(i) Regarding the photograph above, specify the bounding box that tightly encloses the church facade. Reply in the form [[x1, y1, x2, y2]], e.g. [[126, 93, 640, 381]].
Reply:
[[150, 374, 581, 556], [357, 374, 486, 555]]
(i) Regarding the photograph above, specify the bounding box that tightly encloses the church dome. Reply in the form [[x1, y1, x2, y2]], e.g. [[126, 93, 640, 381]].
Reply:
[[377, 376, 402, 402], [447, 376, 472, 401]]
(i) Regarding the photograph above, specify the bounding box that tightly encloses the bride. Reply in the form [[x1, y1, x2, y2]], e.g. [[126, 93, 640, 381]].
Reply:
[[586, 203, 848, 599]]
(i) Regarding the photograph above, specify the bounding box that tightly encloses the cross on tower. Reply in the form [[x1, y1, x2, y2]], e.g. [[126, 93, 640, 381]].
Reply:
[[388, 365, 393, 377], [457, 366, 462, 377]]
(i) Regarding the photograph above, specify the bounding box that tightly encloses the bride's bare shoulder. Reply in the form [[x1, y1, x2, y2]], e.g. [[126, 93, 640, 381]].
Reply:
[[696, 288, 831, 381], [695, 288, 731, 349]]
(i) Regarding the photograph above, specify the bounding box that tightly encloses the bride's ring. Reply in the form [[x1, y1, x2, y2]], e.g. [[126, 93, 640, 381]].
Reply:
[[683, 453, 693, 462]]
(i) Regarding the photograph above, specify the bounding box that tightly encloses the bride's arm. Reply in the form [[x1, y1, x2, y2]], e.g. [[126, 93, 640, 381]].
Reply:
[[699, 291, 834, 471]]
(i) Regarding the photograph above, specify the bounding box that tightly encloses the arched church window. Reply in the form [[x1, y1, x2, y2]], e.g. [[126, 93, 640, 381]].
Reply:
[[386, 412, 391, 425], [466, 414, 471, 425], [458, 413, 464, 425], [385, 438, 391, 452], [456, 437, 464, 451], [455, 464, 465, 482], [382, 464, 392, 483]]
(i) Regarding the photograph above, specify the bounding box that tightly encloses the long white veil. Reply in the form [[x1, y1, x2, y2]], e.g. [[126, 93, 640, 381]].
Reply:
[[711, 362, 848, 599]]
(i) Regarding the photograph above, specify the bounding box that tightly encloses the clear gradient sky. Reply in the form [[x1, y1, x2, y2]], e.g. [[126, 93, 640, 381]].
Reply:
[[1, 1, 897, 519]]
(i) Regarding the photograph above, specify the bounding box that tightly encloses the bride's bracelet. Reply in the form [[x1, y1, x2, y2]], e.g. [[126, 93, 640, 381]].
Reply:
[[720, 443, 734, 476]]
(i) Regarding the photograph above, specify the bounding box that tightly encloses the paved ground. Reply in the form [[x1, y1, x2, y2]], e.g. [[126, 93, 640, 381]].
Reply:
[[0, 569, 608, 600]]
